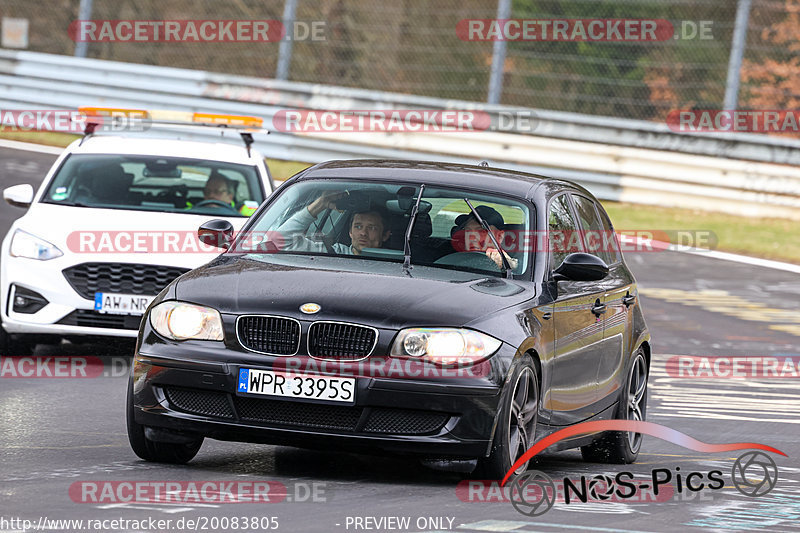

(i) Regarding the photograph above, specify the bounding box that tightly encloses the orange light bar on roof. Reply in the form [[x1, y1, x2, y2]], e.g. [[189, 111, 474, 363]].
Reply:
[[192, 112, 263, 128], [78, 107, 150, 118]]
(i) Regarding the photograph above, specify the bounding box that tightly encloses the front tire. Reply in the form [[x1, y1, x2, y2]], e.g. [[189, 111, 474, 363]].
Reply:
[[126, 375, 203, 464], [0, 325, 35, 356], [476, 356, 539, 480], [581, 348, 648, 464]]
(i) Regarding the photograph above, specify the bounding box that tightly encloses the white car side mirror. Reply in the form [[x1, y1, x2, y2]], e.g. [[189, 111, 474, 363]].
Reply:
[[3, 184, 34, 208]]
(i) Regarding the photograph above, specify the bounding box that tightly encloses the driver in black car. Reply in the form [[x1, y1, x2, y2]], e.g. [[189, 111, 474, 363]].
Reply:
[[450, 205, 518, 270], [277, 191, 392, 255]]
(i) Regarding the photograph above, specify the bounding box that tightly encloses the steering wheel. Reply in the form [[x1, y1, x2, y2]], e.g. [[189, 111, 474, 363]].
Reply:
[[191, 199, 239, 214], [73, 185, 95, 201], [434, 251, 501, 271]]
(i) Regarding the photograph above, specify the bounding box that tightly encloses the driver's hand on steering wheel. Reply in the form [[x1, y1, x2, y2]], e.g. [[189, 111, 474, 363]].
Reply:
[[189, 198, 239, 215], [307, 191, 346, 217], [486, 247, 518, 270]]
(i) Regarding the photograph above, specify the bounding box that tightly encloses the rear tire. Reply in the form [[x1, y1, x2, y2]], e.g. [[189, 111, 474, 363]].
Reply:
[[581, 348, 648, 464], [126, 375, 203, 464], [475, 355, 539, 480]]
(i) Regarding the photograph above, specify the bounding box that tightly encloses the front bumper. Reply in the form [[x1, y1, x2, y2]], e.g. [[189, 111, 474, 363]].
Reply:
[[1, 254, 140, 337], [131, 346, 511, 458], [0, 250, 198, 338]]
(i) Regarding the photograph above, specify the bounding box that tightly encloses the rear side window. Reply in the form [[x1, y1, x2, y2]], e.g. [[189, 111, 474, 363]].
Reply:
[[571, 195, 618, 265], [547, 194, 583, 269]]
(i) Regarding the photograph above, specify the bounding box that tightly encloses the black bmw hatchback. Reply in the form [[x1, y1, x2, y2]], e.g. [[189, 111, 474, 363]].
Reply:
[[127, 160, 651, 479]]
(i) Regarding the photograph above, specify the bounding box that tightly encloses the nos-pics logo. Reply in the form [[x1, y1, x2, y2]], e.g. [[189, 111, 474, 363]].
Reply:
[[500, 421, 783, 517]]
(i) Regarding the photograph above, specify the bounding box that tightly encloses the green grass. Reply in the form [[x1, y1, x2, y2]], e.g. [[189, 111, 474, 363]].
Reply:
[[0, 130, 80, 147], [268, 160, 313, 181], [602, 201, 800, 264], [3, 130, 796, 263]]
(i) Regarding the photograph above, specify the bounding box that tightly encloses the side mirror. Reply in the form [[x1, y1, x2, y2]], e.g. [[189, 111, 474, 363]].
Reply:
[[198, 219, 234, 249], [554, 253, 609, 282], [4, 184, 34, 208]]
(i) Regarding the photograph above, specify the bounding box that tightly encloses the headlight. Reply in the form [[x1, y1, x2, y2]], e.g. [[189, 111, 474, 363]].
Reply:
[[9, 230, 63, 260], [390, 328, 501, 366], [149, 301, 224, 341]]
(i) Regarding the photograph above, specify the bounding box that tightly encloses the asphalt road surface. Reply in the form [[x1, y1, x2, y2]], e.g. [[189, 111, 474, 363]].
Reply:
[[1, 144, 799, 533]]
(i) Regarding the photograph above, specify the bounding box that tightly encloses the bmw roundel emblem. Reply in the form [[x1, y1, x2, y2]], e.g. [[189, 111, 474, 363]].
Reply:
[[300, 302, 321, 314]]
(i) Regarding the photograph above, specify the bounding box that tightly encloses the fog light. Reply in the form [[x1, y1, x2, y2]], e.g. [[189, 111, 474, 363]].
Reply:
[[10, 285, 49, 314]]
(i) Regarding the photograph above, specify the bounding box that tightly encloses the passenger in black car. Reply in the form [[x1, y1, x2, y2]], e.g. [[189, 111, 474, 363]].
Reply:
[[450, 205, 519, 270]]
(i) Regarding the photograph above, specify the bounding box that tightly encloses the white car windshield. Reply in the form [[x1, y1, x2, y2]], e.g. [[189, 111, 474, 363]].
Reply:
[[42, 154, 264, 217]]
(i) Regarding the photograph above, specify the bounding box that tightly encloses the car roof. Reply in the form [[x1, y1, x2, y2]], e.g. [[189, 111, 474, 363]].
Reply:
[[65, 135, 259, 165], [297, 159, 590, 200]]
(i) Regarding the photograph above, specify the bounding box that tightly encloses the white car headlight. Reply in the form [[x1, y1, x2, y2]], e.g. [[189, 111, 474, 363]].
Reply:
[[149, 301, 224, 341], [9, 229, 63, 260], [390, 328, 501, 366]]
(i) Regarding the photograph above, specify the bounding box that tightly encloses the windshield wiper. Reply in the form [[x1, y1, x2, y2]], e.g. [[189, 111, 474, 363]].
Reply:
[[463, 198, 513, 279], [402, 184, 426, 275]]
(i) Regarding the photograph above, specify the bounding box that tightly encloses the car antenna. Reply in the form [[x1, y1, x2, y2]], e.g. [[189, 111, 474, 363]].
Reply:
[[463, 198, 513, 278], [402, 184, 426, 275], [240, 132, 254, 157], [79, 120, 100, 146]]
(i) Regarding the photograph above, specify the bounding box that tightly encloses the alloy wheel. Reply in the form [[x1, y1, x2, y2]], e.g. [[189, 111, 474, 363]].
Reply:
[[508, 367, 538, 474], [626, 352, 648, 452]]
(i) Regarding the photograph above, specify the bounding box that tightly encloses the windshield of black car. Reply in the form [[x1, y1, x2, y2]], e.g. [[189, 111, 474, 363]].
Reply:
[[233, 179, 532, 277], [41, 154, 264, 217]]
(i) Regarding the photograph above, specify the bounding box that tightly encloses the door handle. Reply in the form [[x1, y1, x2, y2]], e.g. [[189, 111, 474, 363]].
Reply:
[[622, 292, 636, 307], [591, 299, 607, 316], [542, 312, 552, 320]]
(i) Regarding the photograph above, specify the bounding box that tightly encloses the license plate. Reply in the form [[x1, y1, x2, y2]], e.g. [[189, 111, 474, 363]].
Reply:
[[237, 368, 356, 404], [94, 293, 154, 315]]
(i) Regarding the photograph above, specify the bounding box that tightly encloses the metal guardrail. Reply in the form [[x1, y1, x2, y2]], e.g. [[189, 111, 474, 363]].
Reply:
[[0, 49, 799, 219]]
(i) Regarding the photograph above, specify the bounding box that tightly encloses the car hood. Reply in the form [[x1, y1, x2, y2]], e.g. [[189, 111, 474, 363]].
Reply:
[[8, 203, 248, 269], [174, 254, 533, 329]]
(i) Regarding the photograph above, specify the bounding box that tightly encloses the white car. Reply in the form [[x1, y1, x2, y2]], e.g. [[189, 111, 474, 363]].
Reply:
[[1, 122, 274, 354]]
